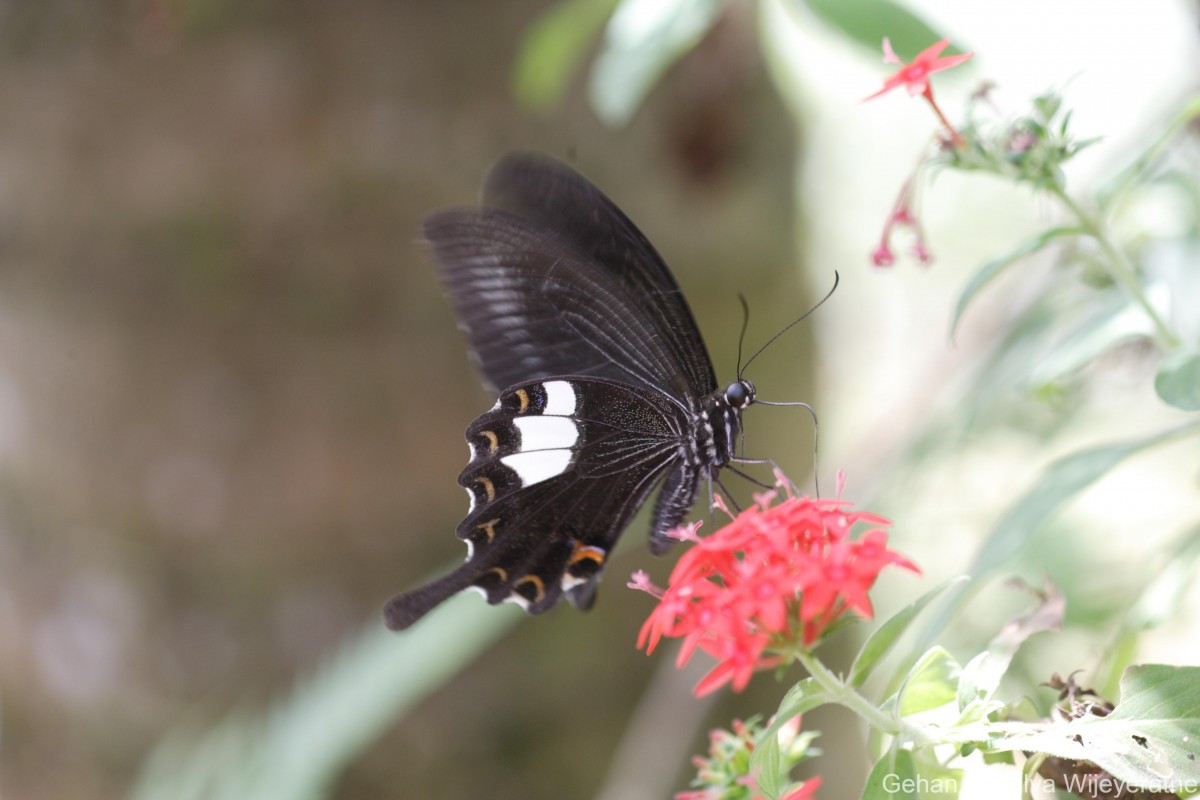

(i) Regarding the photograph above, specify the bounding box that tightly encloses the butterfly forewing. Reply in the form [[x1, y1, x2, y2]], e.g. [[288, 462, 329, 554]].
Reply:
[[427, 209, 694, 398], [480, 155, 716, 400]]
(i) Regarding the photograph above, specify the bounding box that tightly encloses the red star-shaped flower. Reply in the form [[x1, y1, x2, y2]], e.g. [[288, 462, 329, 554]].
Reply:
[[864, 37, 973, 150], [865, 37, 972, 101]]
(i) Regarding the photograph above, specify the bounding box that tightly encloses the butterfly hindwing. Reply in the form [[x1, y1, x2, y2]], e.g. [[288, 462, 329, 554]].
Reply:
[[383, 377, 691, 631]]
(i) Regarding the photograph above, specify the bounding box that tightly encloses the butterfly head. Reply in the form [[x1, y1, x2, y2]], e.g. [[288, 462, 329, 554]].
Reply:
[[724, 378, 755, 410]]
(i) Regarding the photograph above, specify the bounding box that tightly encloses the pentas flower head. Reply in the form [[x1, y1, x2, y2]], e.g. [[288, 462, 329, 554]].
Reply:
[[631, 473, 918, 697], [677, 715, 821, 800]]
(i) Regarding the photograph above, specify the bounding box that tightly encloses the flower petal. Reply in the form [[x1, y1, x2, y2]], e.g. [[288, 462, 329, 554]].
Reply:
[[881, 36, 900, 64]]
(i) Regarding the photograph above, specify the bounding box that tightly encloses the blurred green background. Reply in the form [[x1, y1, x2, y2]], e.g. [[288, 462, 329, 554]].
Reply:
[[0, 1, 1196, 799]]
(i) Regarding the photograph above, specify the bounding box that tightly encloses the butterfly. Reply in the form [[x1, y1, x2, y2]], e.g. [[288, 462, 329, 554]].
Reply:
[[384, 152, 767, 631]]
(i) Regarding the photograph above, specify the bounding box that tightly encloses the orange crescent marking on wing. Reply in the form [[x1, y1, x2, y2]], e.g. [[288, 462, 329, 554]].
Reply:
[[476, 519, 500, 542], [515, 388, 530, 413], [515, 574, 546, 603], [568, 543, 607, 567]]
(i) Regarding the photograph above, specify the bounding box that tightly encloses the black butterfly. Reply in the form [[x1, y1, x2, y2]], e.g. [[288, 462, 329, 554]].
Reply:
[[384, 153, 764, 631]]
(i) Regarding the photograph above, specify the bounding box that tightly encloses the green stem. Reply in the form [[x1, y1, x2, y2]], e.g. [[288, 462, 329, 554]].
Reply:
[[793, 648, 899, 736], [1051, 186, 1180, 349]]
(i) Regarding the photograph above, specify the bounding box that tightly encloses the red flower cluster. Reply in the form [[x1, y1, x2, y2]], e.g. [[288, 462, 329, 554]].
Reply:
[[632, 478, 917, 696]]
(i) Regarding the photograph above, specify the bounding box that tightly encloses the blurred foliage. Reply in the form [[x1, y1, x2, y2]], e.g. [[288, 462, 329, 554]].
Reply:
[[130, 594, 521, 800]]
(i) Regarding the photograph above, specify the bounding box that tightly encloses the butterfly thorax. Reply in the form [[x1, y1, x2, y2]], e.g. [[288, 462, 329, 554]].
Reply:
[[692, 379, 755, 470]]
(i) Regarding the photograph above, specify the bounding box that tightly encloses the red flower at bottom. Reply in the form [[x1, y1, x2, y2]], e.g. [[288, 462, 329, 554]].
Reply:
[[632, 474, 918, 696]]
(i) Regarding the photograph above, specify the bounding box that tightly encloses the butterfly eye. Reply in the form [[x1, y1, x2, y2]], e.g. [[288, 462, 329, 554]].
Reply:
[[725, 380, 753, 408]]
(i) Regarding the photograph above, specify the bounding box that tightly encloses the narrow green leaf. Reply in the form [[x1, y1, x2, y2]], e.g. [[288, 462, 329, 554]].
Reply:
[[849, 577, 967, 688], [862, 748, 918, 800], [956, 581, 1064, 711], [993, 665, 1200, 789], [750, 677, 828, 793], [898, 646, 960, 716], [587, 0, 723, 127], [971, 428, 1193, 574], [512, 0, 621, 112], [1097, 94, 1200, 211], [1025, 293, 1155, 388], [1155, 348, 1200, 411], [131, 590, 522, 800], [919, 426, 1194, 648], [801, 0, 955, 61], [949, 226, 1083, 339]]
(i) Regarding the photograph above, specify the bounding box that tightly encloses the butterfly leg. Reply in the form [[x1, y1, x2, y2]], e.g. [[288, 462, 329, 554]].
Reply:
[[729, 456, 805, 495]]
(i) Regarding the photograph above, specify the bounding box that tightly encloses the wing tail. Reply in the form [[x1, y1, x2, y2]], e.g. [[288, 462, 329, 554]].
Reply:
[[383, 567, 479, 631]]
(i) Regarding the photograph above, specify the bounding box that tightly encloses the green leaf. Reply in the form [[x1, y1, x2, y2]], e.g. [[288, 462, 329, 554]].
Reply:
[[1155, 348, 1200, 411], [849, 577, 967, 688], [898, 646, 960, 716], [912, 753, 964, 800], [948, 226, 1083, 339], [756, 725, 785, 799], [800, 0, 955, 61], [1025, 292, 1155, 388], [587, 0, 723, 127], [955, 696, 1003, 728], [974, 430, 1189, 572], [862, 747, 918, 800], [919, 426, 1193, 648], [512, 0, 621, 112], [751, 677, 828, 796], [956, 581, 1064, 711], [993, 665, 1200, 789]]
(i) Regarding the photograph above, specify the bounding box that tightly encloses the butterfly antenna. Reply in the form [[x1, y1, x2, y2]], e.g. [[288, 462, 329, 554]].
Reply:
[[739, 271, 840, 379], [735, 292, 751, 378], [754, 399, 821, 498]]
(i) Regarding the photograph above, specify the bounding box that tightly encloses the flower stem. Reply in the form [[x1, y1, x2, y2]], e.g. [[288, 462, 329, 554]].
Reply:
[[922, 87, 965, 148], [793, 648, 898, 736], [1051, 186, 1180, 348]]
